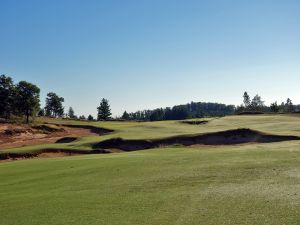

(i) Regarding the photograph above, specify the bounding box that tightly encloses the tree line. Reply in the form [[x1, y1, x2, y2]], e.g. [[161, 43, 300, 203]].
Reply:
[[237, 91, 299, 114], [1, 75, 299, 123], [122, 92, 300, 121], [0, 74, 112, 123], [63, 98, 112, 121], [0, 75, 40, 123], [121, 102, 236, 121], [40, 96, 112, 121]]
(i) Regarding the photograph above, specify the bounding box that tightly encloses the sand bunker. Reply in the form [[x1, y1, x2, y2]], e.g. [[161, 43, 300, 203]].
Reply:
[[1, 128, 299, 161], [93, 129, 300, 151], [0, 123, 113, 150]]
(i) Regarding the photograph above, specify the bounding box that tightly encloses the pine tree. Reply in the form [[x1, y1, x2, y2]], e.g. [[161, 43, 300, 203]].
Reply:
[[270, 102, 279, 113], [243, 91, 251, 110], [45, 92, 64, 117], [38, 109, 45, 116], [87, 115, 94, 121], [15, 81, 40, 123], [285, 98, 294, 112], [97, 98, 112, 120], [251, 94, 264, 112], [79, 115, 86, 120], [0, 74, 15, 119], [121, 111, 130, 120], [68, 107, 76, 119]]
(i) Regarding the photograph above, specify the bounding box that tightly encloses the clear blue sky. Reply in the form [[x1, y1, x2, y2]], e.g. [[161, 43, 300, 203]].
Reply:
[[1, 0, 299, 117]]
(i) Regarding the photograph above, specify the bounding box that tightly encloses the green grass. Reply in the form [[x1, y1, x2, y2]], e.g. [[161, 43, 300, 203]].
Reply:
[[0, 114, 299, 224], [3, 114, 300, 154], [0, 144, 299, 225]]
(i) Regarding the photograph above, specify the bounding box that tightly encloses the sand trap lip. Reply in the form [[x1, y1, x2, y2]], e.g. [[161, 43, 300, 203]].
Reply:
[[55, 137, 78, 143], [0, 123, 114, 150], [93, 129, 300, 151], [59, 124, 113, 135], [1, 128, 299, 162], [180, 120, 209, 125], [32, 125, 65, 133], [0, 148, 109, 161]]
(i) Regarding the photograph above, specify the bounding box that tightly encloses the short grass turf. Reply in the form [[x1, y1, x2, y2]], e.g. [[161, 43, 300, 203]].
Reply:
[[0, 142, 299, 225]]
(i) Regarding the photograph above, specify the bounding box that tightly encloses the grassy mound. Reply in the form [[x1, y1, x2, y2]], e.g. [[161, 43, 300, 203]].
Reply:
[[93, 128, 300, 151]]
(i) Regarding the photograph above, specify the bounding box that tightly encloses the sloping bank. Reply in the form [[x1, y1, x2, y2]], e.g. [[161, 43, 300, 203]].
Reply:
[[93, 128, 300, 151], [1, 129, 300, 161]]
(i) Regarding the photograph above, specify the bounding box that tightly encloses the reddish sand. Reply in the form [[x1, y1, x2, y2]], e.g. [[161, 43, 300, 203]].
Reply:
[[0, 123, 98, 150]]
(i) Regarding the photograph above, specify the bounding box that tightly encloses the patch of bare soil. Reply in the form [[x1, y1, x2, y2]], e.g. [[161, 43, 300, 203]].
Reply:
[[93, 129, 300, 151], [0, 123, 111, 150]]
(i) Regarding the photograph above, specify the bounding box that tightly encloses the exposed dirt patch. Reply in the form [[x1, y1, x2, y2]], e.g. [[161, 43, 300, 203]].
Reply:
[[32, 125, 65, 133], [38, 152, 79, 158], [93, 129, 300, 151], [0, 123, 113, 150]]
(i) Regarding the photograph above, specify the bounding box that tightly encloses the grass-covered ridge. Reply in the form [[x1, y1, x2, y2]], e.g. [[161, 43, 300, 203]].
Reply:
[[1, 114, 300, 155]]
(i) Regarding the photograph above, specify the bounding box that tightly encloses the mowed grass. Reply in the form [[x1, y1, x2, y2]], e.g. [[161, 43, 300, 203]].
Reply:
[[0, 114, 299, 224], [0, 143, 299, 225]]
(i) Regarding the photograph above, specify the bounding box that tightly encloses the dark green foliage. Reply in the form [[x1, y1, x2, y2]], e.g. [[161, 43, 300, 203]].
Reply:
[[125, 102, 235, 121], [121, 111, 130, 120], [87, 115, 94, 121], [68, 107, 76, 119], [97, 98, 112, 120], [169, 105, 189, 120], [15, 81, 40, 123], [243, 92, 251, 109], [238, 92, 265, 113], [285, 98, 294, 112], [0, 75, 40, 122], [270, 102, 279, 113], [45, 92, 64, 117], [79, 115, 86, 120], [150, 108, 165, 121], [239, 92, 296, 114], [250, 94, 264, 112], [0, 74, 15, 119], [38, 109, 45, 116]]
